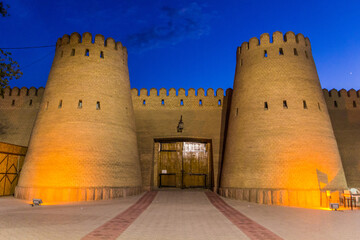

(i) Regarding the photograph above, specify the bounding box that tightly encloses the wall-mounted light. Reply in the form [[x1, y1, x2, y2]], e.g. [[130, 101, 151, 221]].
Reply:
[[177, 115, 184, 132]]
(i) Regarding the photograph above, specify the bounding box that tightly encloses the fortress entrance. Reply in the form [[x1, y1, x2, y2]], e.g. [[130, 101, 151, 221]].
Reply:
[[154, 141, 212, 189]]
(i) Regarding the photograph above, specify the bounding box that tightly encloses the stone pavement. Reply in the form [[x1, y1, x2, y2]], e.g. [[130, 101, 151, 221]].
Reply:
[[0, 190, 360, 240]]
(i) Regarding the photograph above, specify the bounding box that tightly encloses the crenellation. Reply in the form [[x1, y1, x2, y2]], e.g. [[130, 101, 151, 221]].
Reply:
[[178, 88, 186, 96], [169, 88, 177, 96], [159, 88, 167, 96], [61, 34, 70, 45], [70, 32, 81, 44], [188, 88, 196, 97], [131, 88, 139, 97], [249, 37, 259, 49], [197, 88, 205, 96], [140, 88, 148, 96], [95, 34, 105, 46], [296, 33, 305, 45], [305, 37, 311, 47], [260, 33, 270, 45], [206, 88, 214, 96], [150, 88, 158, 96], [82, 32, 92, 43], [216, 88, 224, 97], [272, 31, 284, 43], [284, 31, 296, 43], [323, 88, 360, 110], [105, 37, 115, 48]]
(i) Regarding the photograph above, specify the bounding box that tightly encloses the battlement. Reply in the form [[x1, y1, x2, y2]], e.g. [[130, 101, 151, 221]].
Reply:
[[131, 88, 228, 109], [0, 87, 44, 108], [56, 32, 127, 52], [323, 88, 360, 110], [237, 31, 311, 55]]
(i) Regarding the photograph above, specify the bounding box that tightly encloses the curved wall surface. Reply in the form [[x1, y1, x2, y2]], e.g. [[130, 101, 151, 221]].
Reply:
[[15, 32, 142, 202], [220, 32, 348, 207]]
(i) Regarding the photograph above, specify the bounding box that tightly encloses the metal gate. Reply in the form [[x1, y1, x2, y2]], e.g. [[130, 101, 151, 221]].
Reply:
[[0, 144, 27, 196]]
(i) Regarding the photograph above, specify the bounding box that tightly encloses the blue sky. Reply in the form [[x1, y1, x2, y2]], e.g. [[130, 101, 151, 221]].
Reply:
[[1, 0, 360, 91]]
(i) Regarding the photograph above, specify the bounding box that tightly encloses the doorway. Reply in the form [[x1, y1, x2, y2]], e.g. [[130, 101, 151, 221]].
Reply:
[[155, 140, 212, 189]]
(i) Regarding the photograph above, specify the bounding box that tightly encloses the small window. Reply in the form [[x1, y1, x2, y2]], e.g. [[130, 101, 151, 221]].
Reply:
[[96, 101, 100, 110], [45, 101, 49, 110], [235, 108, 239, 116], [26, 89, 29, 96], [294, 48, 298, 56], [17, 90, 20, 96], [180, 99, 184, 106], [29, 99, 32, 106], [100, 51, 104, 58], [143, 100, 146, 105], [35, 89, 38, 96], [318, 102, 321, 110], [264, 50, 268, 57], [353, 101, 357, 108], [279, 48, 284, 55], [218, 100, 221, 106], [11, 100, 15, 106], [264, 101, 268, 110], [71, 49, 75, 56], [303, 100, 307, 109], [61, 51, 63, 57], [85, 49, 89, 56], [305, 51, 308, 58], [58, 100, 62, 108], [161, 99, 164, 105], [78, 100, 82, 109], [334, 101, 338, 108], [199, 99, 202, 106], [329, 91, 332, 97], [283, 100, 288, 109]]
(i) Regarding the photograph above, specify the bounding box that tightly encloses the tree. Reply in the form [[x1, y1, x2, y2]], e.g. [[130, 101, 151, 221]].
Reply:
[[0, 2, 22, 97]]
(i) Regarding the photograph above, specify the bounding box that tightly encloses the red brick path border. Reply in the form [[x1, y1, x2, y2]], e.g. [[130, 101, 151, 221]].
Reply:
[[205, 191, 283, 240], [82, 191, 158, 240]]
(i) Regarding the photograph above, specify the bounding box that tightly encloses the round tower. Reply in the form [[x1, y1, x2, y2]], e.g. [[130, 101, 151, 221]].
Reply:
[[220, 31, 348, 208], [15, 32, 142, 202]]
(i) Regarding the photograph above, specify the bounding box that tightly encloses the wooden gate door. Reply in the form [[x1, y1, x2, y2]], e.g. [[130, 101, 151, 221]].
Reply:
[[0, 153, 25, 196], [182, 142, 209, 188], [158, 142, 182, 188], [158, 141, 210, 189]]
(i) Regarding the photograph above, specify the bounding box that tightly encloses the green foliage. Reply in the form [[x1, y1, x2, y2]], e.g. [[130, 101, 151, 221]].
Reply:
[[1, 2, 22, 97], [0, 49, 22, 97]]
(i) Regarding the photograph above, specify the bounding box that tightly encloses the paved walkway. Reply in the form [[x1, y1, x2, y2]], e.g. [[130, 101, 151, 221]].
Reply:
[[1, 190, 360, 239]]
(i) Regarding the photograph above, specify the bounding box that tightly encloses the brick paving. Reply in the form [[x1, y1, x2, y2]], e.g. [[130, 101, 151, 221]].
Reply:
[[1, 190, 360, 240], [82, 191, 157, 240], [205, 191, 283, 240]]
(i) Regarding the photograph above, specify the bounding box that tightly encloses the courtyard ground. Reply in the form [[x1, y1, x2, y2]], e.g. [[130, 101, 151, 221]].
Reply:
[[0, 190, 359, 240]]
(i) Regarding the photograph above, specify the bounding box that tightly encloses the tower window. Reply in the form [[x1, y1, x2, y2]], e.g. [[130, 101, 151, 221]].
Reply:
[[85, 49, 89, 56], [353, 101, 357, 108], [334, 101, 338, 108], [264, 50, 268, 57], [283, 100, 288, 109], [78, 100, 82, 109], [303, 100, 307, 109], [58, 100, 62, 108], [100, 51, 104, 58], [180, 99, 184, 106], [305, 51, 308, 58], [161, 99, 164, 105], [143, 100, 146, 105], [218, 100, 221, 106], [318, 102, 321, 110], [199, 99, 202, 106], [45, 101, 49, 110], [96, 101, 101, 110], [11, 100, 15, 106], [29, 99, 32, 106], [264, 101, 268, 110], [235, 108, 239, 116], [71, 49, 75, 56], [294, 48, 298, 56], [279, 48, 284, 55], [61, 51, 63, 57]]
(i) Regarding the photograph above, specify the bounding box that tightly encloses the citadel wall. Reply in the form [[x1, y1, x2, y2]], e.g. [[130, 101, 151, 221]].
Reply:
[[220, 31, 348, 208], [0, 87, 44, 147], [323, 89, 360, 188], [131, 87, 230, 190]]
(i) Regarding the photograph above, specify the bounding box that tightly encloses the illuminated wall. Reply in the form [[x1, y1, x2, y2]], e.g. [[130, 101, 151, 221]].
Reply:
[[14, 33, 142, 202], [220, 32, 348, 208]]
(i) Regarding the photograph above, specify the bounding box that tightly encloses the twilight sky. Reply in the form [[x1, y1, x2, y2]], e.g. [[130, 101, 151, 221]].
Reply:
[[1, 0, 360, 91]]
